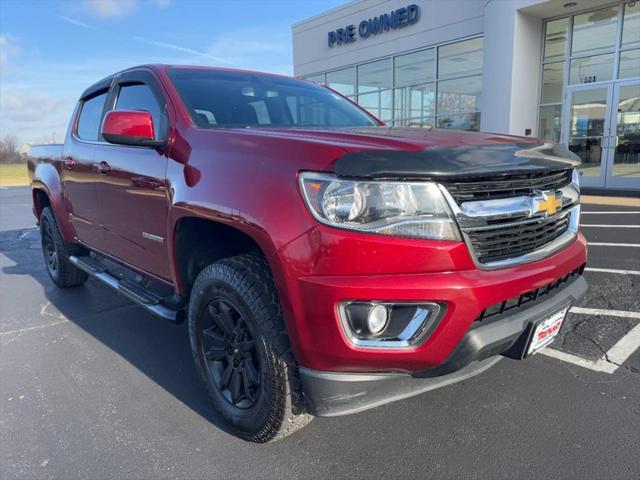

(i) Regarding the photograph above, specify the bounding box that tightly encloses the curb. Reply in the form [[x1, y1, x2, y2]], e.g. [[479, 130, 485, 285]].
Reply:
[[581, 195, 640, 207]]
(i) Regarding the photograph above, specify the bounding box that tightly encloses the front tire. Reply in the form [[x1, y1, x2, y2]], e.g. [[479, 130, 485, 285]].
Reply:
[[39, 207, 88, 288], [188, 254, 311, 443]]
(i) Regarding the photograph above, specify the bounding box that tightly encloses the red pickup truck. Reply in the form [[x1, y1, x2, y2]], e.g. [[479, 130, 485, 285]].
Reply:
[[28, 65, 587, 442]]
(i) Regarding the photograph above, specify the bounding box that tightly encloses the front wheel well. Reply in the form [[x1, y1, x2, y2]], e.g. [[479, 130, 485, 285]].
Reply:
[[174, 217, 266, 296]]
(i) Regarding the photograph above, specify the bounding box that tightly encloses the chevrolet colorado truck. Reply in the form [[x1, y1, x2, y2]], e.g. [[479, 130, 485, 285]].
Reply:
[[28, 65, 588, 442]]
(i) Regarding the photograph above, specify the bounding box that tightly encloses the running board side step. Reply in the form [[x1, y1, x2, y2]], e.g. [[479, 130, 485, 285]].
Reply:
[[69, 255, 183, 323]]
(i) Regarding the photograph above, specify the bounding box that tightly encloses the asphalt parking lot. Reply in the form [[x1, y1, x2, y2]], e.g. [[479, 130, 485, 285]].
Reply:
[[1, 186, 639, 480]]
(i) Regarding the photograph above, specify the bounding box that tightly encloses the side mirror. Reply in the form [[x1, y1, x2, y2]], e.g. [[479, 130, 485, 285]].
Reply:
[[101, 110, 165, 148]]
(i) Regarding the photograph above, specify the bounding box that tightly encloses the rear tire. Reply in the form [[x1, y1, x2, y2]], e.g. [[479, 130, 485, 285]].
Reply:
[[188, 254, 311, 443], [40, 207, 88, 288]]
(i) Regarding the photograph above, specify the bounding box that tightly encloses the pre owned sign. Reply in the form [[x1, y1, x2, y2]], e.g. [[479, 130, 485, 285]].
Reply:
[[327, 4, 420, 48]]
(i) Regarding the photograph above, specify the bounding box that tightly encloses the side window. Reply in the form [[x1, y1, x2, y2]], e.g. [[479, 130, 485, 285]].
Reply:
[[115, 84, 163, 136], [249, 100, 271, 124], [76, 91, 108, 141]]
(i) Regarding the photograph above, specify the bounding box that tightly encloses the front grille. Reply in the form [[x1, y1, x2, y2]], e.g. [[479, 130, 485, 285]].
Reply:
[[474, 263, 585, 326], [465, 212, 571, 264], [442, 169, 572, 204]]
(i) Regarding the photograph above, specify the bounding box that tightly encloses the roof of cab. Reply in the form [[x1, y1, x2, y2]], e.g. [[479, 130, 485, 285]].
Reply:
[[79, 64, 298, 100]]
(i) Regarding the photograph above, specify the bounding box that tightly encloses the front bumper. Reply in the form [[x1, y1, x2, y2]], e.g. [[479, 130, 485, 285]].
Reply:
[[278, 230, 588, 373], [301, 275, 587, 416]]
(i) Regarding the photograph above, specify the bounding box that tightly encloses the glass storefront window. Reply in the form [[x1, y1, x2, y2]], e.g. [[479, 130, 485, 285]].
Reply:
[[541, 61, 565, 103], [304, 73, 325, 84], [394, 83, 435, 120], [436, 112, 480, 131], [438, 37, 483, 80], [619, 49, 640, 79], [326, 67, 355, 97], [357, 59, 392, 94], [394, 49, 435, 88], [568, 88, 608, 177], [569, 53, 614, 84], [613, 84, 640, 177], [544, 18, 569, 62], [358, 90, 393, 121], [571, 6, 619, 57], [437, 76, 482, 115], [394, 117, 434, 128], [538, 105, 563, 143], [622, 2, 640, 50]]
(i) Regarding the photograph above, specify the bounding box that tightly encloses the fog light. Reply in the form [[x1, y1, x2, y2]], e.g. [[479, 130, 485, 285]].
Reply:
[[368, 305, 389, 335], [339, 301, 443, 348]]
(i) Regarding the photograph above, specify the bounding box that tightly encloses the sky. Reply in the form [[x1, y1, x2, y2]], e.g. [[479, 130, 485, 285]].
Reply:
[[0, 0, 347, 145]]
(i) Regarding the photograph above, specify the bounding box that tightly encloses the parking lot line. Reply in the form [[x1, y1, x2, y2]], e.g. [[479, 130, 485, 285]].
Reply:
[[542, 314, 640, 374], [570, 306, 640, 320], [540, 348, 618, 373], [606, 323, 640, 367], [585, 267, 640, 276], [588, 242, 640, 247], [580, 224, 640, 228], [582, 211, 640, 214]]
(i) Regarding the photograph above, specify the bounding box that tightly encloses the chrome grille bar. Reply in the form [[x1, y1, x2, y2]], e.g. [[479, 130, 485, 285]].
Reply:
[[440, 169, 580, 269]]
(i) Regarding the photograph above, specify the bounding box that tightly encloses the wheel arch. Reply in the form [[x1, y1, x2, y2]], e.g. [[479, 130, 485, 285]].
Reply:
[[171, 215, 279, 297], [30, 163, 76, 243]]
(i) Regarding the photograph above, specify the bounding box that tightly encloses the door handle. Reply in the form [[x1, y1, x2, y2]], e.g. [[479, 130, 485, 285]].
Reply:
[[63, 157, 76, 169], [94, 161, 112, 174]]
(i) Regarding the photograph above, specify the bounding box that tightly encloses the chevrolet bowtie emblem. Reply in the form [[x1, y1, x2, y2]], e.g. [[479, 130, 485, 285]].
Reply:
[[534, 191, 562, 216]]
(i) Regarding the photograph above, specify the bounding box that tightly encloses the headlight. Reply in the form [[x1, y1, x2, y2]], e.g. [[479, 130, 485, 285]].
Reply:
[[299, 172, 461, 241]]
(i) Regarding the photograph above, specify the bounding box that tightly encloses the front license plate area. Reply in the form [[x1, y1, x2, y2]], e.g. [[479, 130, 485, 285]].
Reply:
[[526, 306, 570, 356]]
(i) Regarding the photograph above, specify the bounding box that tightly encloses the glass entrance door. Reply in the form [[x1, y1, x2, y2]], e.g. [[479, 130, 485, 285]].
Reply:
[[563, 81, 640, 190], [606, 80, 640, 189], [563, 85, 612, 188]]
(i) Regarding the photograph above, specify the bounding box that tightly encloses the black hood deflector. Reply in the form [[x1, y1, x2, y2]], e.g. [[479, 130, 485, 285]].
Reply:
[[334, 142, 581, 180]]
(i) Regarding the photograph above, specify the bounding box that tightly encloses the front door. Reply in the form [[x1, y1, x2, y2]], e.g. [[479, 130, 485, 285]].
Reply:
[[605, 80, 640, 189], [93, 71, 172, 281], [563, 84, 613, 189], [564, 81, 640, 190]]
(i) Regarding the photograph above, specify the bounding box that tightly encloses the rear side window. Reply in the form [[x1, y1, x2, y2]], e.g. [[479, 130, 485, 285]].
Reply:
[[76, 91, 108, 141]]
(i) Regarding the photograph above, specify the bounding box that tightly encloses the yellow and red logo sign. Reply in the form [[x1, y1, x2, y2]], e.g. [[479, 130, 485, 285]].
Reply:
[[534, 191, 562, 216]]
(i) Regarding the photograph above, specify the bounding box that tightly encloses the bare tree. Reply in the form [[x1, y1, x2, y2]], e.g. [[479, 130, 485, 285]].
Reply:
[[0, 134, 22, 164]]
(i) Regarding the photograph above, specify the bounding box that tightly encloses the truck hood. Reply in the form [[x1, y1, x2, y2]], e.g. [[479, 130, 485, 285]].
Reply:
[[238, 126, 580, 179]]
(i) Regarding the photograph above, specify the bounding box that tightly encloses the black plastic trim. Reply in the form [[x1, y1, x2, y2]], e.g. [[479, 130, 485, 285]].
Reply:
[[414, 276, 587, 378], [334, 141, 581, 180], [299, 276, 587, 416]]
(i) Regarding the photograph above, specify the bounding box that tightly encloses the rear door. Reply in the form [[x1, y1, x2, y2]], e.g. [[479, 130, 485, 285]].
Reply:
[[61, 89, 109, 250], [93, 70, 172, 280]]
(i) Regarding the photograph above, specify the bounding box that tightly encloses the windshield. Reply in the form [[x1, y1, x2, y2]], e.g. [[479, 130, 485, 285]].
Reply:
[[167, 68, 378, 129]]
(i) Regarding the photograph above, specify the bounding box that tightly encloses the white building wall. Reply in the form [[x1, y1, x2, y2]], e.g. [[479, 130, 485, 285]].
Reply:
[[481, 0, 544, 136], [292, 0, 616, 137], [293, 0, 485, 77]]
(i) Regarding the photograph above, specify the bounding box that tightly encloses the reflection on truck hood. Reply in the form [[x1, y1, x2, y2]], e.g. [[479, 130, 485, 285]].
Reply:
[[236, 126, 580, 178]]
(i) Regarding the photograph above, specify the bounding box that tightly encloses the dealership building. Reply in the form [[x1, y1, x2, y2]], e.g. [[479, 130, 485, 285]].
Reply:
[[292, 0, 640, 192]]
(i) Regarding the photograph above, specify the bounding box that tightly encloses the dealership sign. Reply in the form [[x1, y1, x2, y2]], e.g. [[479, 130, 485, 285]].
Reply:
[[327, 4, 420, 48]]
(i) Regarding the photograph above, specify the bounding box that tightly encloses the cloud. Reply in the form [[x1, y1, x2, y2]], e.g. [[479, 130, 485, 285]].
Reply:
[[0, 33, 20, 70], [133, 36, 234, 64], [58, 15, 96, 29], [0, 89, 72, 144], [84, 0, 170, 18], [205, 26, 293, 75], [84, 0, 137, 18]]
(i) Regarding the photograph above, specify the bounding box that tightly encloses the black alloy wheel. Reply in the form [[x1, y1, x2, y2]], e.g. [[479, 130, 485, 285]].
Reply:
[[199, 297, 261, 409], [41, 216, 59, 279], [39, 207, 88, 288], [188, 254, 312, 442]]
